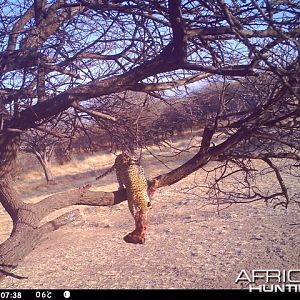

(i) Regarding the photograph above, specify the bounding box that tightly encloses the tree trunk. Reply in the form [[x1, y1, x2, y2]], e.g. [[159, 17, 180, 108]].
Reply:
[[0, 133, 19, 179], [41, 159, 55, 184], [0, 177, 127, 280], [0, 133, 128, 279], [0, 134, 41, 279], [0, 134, 45, 279], [34, 151, 55, 184], [0, 177, 40, 275]]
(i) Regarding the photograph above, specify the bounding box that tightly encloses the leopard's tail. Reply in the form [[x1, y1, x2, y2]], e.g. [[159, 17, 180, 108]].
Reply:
[[96, 165, 115, 180]]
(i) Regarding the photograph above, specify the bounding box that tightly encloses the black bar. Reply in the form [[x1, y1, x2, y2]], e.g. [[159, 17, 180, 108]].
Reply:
[[0, 289, 299, 300]]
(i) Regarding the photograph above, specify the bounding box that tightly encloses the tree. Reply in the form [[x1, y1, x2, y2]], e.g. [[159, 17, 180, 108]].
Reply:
[[0, 0, 299, 278], [22, 130, 58, 184], [20, 113, 77, 183], [179, 75, 300, 207]]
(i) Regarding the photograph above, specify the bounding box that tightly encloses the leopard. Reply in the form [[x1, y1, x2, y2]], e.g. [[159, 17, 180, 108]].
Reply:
[[96, 151, 157, 244]]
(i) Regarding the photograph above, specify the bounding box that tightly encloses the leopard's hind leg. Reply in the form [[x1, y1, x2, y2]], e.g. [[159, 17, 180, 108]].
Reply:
[[124, 210, 149, 244]]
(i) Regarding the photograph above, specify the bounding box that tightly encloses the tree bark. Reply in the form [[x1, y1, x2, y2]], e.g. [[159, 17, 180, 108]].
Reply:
[[0, 133, 20, 179], [43, 161, 55, 184]]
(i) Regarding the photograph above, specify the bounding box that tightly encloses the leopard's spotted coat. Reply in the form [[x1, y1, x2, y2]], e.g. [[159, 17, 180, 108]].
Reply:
[[96, 152, 151, 244], [115, 153, 151, 244]]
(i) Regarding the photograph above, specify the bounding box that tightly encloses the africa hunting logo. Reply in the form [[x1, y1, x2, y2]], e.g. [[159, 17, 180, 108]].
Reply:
[[235, 269, 300, 292]]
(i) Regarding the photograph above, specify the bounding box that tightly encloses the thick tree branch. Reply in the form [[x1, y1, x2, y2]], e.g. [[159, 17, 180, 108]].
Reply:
[[154, 126, 253, 187], [131, 73, 211, 92], [186, 27, 300, 40], [71, 102, 117, 122], [34, 186, 127, 221], [183, 62, 257, 76]]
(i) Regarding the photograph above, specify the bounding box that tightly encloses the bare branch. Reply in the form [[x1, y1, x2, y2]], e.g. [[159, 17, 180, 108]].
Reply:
[[262, 158, 290, 207], [72, 102, 117, 122]]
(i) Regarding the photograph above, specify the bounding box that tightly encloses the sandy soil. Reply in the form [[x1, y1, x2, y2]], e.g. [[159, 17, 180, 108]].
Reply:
[[1, 144, 300, 289]]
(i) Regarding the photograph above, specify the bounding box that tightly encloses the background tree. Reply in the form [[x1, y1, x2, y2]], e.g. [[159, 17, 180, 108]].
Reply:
[[176, 75, 300, 207], [21, 129, 59, 184], [0, 0, 299, 278], [20, 117, 72, 183]]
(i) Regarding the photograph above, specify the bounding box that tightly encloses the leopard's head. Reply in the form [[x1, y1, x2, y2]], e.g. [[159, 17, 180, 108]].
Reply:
[[122, 150, 139, 165]]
